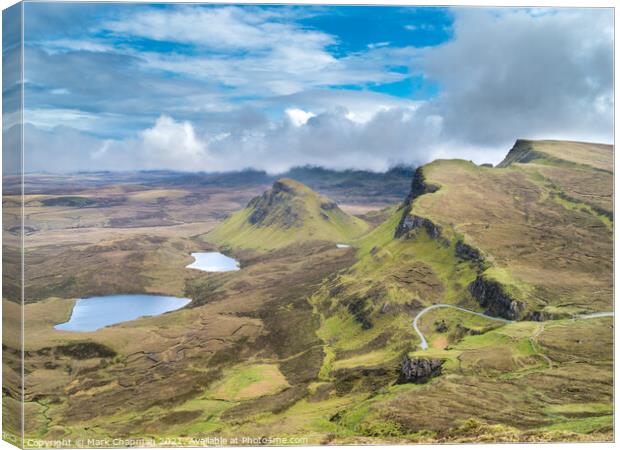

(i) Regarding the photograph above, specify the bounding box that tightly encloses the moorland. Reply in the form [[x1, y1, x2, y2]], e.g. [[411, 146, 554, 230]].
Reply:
[[2, 140, 613, 445]]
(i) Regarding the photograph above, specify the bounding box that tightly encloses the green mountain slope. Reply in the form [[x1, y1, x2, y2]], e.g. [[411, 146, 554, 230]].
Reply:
[[305, 139, 612, 441], [204, 178, 369, 250], [310, 139, 612, 370], [400, 139, 612, 319]]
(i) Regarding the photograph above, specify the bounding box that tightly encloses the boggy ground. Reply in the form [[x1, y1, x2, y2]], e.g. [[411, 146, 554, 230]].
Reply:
[[8, 241, 357, 442], [3, 173, 376, 443]]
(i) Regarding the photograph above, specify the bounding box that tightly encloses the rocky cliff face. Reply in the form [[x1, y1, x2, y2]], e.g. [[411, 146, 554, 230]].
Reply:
[[397, 355, 444, 384], [468, 275, 525, 320], [496, 139, 544, 168], [394, 167, 439, 239], [468, 269, 565, 321], [395, 215, 449, 246], [455, 240, 485, 272], [246, 180, 304, 228]]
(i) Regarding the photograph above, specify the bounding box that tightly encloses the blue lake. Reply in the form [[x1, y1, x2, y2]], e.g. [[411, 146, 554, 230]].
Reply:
[[55, 294, 191, 332], [186, 252, 240, 272]]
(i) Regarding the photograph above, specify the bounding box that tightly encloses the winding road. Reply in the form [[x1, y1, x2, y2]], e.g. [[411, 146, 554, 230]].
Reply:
[[577, 312, 614, 319], [413, 304, 613, 351]]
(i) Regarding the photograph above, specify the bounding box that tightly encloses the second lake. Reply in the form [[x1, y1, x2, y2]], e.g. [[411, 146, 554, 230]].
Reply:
[[186, 252, 240, 272]]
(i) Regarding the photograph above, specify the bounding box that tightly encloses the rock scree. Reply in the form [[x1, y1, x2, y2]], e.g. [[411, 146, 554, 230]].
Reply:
[[397, 355, 444, 384]]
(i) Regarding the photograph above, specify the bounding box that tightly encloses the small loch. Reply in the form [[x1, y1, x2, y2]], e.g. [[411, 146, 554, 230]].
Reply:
[[186, 252, 240, 272], [55, 294, 191, 332]]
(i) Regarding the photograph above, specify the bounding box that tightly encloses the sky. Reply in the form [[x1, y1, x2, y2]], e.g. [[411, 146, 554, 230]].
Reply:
[[3, 4, 614, 173]]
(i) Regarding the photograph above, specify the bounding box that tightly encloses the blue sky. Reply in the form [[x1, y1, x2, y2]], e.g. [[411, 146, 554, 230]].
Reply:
[[9, 4, 614, 172]]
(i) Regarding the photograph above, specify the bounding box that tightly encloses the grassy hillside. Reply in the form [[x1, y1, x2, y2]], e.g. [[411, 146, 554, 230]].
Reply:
[[204, 178, 369, 250], [497, 139, 613, 172], [311, 138, 612, 368], [402, 140, 612, 319], [303, 139, 612, 442]]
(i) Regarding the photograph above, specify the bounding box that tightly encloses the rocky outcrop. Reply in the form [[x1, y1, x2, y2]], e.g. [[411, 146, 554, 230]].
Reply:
[[397, 355, 444, 384], [557, 192, 613, 221], [496, 139, 545, 168], [396, 215, 440, 239], [395, 167, 439, 239], [591, 203, 613, 221], [337, 284, 387, 330], [455, 240, 485, 271], [468, 276, 525, 320], [434, 320, 448, 333], [320, 200, 338, 211], [455, 240, 481, 261], [272, 179, 296, 194], [404, 167, 440, 204], [246, 181, 302, 228]]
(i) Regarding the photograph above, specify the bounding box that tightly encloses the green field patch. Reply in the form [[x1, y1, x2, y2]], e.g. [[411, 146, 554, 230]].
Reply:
[[208, 364, 290, 401], [545, 402, 612, 417], [419, 320, 550, 376], [540, 415, 612, 434]]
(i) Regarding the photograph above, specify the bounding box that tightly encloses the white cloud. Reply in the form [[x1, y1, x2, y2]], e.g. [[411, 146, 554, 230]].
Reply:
[[368, 41, 390, 49], [261, 89, 421, 125], [416, 8, 613, 147], [104, 6, 331, 51], [24, 108, 100, 131], [24, 106, 441, 174], [141, 116, 203, 155], [138, 115, 208, 170], [38, 38, 116, 54], [137, 44, 408, 96], [97, 6, 411, 97], [23, 107, 136, 139], [285, 108, 316, 127], [23, 7, 613, 174], [404, 24, 434, 31]]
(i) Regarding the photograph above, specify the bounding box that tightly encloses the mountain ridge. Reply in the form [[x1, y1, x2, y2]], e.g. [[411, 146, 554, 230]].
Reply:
[[204, 178, 369, 250]]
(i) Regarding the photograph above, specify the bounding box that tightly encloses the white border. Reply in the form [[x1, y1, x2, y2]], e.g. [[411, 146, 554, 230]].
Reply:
[[0, 2, 616, 450]]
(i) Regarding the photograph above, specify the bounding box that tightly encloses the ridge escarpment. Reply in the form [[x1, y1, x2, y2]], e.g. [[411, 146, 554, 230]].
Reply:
[[395, 140, 612, 320], [394, 167, 529, 320]]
